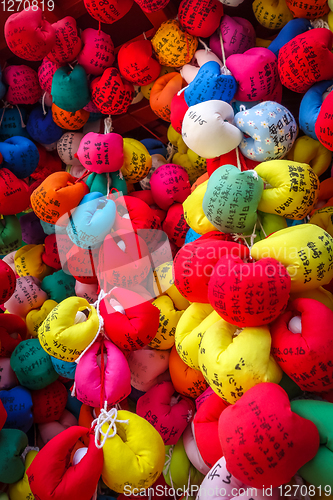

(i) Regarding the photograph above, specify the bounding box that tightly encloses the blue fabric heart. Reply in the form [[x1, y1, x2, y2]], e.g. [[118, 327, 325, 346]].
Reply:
[[67, 192, 116, 249], [235, 101, 297, 161], [184, 61, 237, 107], [268, 19, 312, 57], [299, 80, 333, 140], [0, 107, 30, 142], [0, 386, 33, 433], [26, 106, 63, 145], [0, 136, 39, 178]]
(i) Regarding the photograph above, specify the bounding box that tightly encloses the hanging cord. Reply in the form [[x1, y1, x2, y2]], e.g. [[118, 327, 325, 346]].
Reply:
[[257, 214, 267, 238], [143, 32, 147, 40], [71, 289, 113, 397], [128, 113, 168, 145], [92, 403, 129, 449], [219, 29, 226, 67], [232, 220, 258, 251], [41, 92, 47, 116], [166, 143, 177, 162], [198, 38, 211, 52], [106, 173, 111, 195], [99, 338, 106, 410], [218, 30, 232, 75], [0, 102, 10, 128], [183, 30, 193, 65], [104, 115, 113, 134], [235, 147, 242, 171], [74, 170, 90, 184]]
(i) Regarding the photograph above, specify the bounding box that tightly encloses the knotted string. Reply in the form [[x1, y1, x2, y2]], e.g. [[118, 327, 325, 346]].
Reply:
[[104, 115, 113, 134], [310, 18, 330, 29], [92, 403, 129, 449], [166, 143, 177, 162], [232, 220, 258, 250]]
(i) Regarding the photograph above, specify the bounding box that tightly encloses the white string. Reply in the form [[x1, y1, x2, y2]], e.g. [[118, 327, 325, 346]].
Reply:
[[0, 102, 10, 128], [239, 104, 246, 112], [167, 143, 176, 162], [232, 220, 258, 250], [41, 92, 47, 116], [68, 63, 74, 70], [219, 29, 226, 66], [185, 468, 192, 500], [257, 215, 267, 238], [74, 289, 108, 364], [92, 487, 98, 500], [199, 38, 211, 52], [143, 32, 147, 40], [15, 105, 26, 128], [92, 403, 129, 449], [235, 147, 242, 171], [164, 447, 178, 500], [310, 18, 330, 29], [104, 115, 113, 134], [107, 173, 111, 195]]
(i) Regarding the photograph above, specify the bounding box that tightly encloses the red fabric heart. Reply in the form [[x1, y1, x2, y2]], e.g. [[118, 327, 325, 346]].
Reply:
[[91, 67, 134, 115], [173, 232, 249, 303], [134, 0, 170, 12], [218, 383, 320, 488], [5, 8, 55, 61], [271, 298, 333, 392], [315, 90, 333, 151], [27, 426, 103, 500], [118, 40, 161, 86], [0, 401, 7, 431], [101, 287, 160, 351], [278, 29, 333, 93], [0, 260, 16, 306], [47, 17, 82, 64], [208, 256, 291, 327], [0, 169, 30, 215], [83, 0, 133, 24], [193, 392, 229, 468], [32, 380, 68, 424], [178, 0, 224, 37]]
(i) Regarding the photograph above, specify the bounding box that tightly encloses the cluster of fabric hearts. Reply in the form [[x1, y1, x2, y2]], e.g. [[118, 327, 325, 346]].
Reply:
[[2, 0, 333, 499]]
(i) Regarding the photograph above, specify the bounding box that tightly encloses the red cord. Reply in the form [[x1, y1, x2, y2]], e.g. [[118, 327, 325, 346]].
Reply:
[[100, 339, 105, 409], [134, 231, 142, 260], [128, 114, 168, 145], [74, 170, 90, 184]]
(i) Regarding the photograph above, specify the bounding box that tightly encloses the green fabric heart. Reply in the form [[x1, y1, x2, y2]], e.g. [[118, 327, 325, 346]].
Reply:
[[202, 165, 264, 234], [164, 436, 204, 490], [51, 65, 90, 112], [86, 172, 128, 196], [0, 429, 28, 484], [41, 270, 76, 303], [10, 339, 58, 390], [291, 399, 333, 488], [0, 215, 22, 256]]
